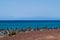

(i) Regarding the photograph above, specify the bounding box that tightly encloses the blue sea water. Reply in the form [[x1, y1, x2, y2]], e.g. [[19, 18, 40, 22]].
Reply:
[[0, 20, 60, 29]]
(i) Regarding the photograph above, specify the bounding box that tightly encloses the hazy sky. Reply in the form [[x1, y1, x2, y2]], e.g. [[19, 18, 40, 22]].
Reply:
[[0, 0, 60, 20]]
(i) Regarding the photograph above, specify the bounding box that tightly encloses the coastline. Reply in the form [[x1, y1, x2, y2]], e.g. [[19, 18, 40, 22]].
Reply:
[[0, 29, 60, 40], [0, 20, 60, 40]]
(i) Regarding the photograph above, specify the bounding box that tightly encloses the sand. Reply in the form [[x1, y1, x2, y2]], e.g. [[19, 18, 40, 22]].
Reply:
[[0, 29, 60, 40]]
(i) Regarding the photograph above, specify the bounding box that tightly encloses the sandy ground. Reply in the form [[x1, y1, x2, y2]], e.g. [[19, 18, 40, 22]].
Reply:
[[0, 29, 60, 40]]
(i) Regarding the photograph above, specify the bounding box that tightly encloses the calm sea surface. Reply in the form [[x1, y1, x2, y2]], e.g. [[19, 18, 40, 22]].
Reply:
[[0, 20, 60, 29]]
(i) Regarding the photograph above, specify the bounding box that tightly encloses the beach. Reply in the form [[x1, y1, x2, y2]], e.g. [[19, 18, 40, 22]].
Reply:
[[0, 29, 60, 40], [0, 20, 60, 40]]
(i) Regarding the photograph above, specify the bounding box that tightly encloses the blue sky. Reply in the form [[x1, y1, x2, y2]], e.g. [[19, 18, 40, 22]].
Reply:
[[0, 0, 60, 20]]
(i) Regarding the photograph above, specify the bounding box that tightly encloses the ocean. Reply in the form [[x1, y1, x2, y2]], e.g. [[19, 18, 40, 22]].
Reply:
[[0, 20, 60, 29]]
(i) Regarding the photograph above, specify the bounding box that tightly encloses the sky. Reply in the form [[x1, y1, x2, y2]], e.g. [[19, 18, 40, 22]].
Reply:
[[0, 0, 60, 20]]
